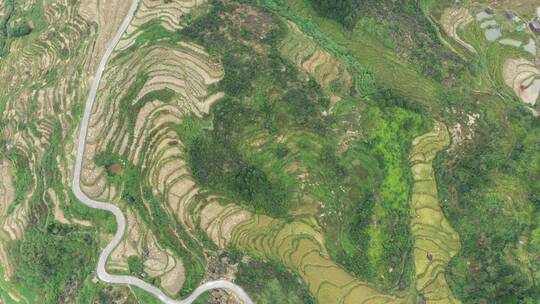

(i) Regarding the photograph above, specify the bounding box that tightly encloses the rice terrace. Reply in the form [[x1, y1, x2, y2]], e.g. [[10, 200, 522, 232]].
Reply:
[[1, 0, 540, 303]]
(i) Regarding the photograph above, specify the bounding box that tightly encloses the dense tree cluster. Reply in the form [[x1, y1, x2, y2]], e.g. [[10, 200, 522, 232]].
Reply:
[[11, 224, 96, 303], [436, 105, 540, 303], [178, 0, 435, 290], [309, 0, 358, 28], [308, 0, 464, 83], [8, 22, 32, 38], [233, 253, 316, 304], [0, 0, 33, 56], [178, 0, 333, 217]]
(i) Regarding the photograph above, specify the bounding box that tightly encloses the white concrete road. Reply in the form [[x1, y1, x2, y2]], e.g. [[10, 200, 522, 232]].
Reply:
[[71, 0, 253, 303]]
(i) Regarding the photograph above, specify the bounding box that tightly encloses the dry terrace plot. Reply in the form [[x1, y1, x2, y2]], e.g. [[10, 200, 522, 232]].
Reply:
[[503, 57, 540, 106], [78, 0, 228, 294], [108, 210, 186, 296], [441, 8, 476, 54], [0, 159, 15, 281], [279, 21, 352, 108], [0, 2, 5, 21], [0, 0, 140, 299]]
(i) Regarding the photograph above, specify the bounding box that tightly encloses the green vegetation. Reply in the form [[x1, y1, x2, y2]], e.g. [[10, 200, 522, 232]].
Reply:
[[192, 291, 210, 304], [179, 0, 433, 292], [95, 151, 207, 296], [307, 0, 464, 83], [8, 21, 32, 38], [4, 0, 540, 303], [232, 254, 315, 304], [356, 17, 395, 50], [261, 0, 440, 109], [131, 287, 163, 304], [127, 256, 145, 277], [2, 119, 112, 301], [309, 0, 358, 28], [180, 0, 540, 301], [344, 103, 431, 287], [0, 0, 36, 56], [77, 281, 140, 303], [189, 134, 293, 217], [436, 107, 540, 303], [178, 1, 325, 217], [10, 223, 97, 303], [0, 0, 14, 55], [6, 149, 33, 212]]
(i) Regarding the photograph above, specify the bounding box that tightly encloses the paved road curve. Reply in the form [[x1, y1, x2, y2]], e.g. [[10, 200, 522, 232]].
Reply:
[[71, 0, 253, 303]]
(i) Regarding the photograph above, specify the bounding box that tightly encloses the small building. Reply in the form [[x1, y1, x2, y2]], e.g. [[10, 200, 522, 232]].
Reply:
[[530, 22, 540, 32], [505, 11, 515, 20], [485, 7, 494, 15]]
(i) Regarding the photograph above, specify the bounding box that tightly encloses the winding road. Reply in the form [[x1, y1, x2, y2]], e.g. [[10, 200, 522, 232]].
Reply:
[[71, 0, 253, 303]]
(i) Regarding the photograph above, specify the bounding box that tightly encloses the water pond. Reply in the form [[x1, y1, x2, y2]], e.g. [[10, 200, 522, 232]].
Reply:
[[499, 38, 522, 47], [485, 28, 502, 41], [476, 11, 492, 21], [524, 39, 537, 56], [480, 20, 497, 28]]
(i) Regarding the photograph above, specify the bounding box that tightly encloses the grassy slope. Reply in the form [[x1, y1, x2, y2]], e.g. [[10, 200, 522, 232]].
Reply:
[[262, 0, 441, 110]]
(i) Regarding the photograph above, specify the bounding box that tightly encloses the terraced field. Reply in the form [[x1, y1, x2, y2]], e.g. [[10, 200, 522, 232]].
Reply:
[[502, 57, 540, 106], [270, 0, 440, 109], [0, 3, 5, 26], [228, 214, 410, 304], [81, 1, 447, 301], [279, 21, 351, 107], [409, 122, 460, 304], [6, 0, 540, 303], [0, 0, 97, 269], [440, 8, 476, 54], [0, 0, 141, 300], [0, 160, 14, 281], [0, 0, 246, 301], [80, 0, 226, 294], [441, 3, 540, 109], [108, 209, 186, 296]]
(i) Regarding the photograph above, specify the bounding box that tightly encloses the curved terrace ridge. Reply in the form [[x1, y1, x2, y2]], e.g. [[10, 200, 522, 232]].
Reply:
[[71, 0, 253, 302]]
